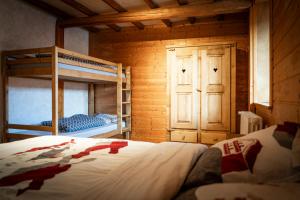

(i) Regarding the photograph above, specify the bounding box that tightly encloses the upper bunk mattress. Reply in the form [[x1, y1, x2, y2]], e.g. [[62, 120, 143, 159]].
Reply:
[[59, 63, 126, 78]]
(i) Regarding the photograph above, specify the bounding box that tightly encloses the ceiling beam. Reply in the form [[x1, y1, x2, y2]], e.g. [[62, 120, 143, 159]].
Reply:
[[176, 0, 196, 24], [144, 0, 172, 27], [60, 0, 251, 28], [61, 0, 96, 16], [60, 0, 121, 32], [176, 0, 188, 5], [102, 0, 144, 30], [22, 0, 99, 32]]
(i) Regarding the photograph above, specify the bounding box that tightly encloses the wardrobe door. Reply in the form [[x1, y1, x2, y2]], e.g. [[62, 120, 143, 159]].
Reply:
[[200, 47, 231, 131], [170, 48, 198, 129]]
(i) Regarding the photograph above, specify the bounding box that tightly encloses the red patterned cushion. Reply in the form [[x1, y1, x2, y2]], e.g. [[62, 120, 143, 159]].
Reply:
[[221, 139, 262, 174]]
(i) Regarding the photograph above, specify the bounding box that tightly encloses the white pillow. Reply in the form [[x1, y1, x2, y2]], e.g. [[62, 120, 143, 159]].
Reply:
[[212, 125, 294, 183]]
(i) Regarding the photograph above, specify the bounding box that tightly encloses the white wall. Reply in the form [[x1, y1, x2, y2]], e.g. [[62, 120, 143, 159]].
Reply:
[[65, 27, 89, 55], [0, 0, 89, 131]]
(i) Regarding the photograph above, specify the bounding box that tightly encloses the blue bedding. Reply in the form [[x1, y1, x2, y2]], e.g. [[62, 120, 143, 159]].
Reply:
[[41, 114, 109, 133]]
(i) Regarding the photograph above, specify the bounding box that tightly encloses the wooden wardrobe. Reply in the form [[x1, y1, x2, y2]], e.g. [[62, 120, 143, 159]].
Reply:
[[167, 44, 236, 144]]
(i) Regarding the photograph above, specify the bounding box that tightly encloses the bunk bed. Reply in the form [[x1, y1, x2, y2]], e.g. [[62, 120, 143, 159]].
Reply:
[[1, 46, 132, 142]]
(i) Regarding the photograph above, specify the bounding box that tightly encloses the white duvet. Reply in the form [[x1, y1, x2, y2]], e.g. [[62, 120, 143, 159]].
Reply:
[[0, 136, 207, 200]]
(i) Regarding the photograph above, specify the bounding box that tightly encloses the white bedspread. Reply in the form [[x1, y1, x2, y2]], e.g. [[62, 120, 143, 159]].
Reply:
[[0, 136, 207, 200]]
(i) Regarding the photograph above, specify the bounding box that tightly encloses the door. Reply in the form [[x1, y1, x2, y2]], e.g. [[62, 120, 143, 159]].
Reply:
[[200, 46, 231, 131], [169, 47, 198, 129]]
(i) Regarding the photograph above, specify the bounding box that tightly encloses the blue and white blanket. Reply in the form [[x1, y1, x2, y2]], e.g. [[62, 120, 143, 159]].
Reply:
[[41, 114, 116, 133]]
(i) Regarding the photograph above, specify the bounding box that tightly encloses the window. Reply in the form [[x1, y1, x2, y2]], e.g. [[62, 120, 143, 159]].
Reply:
[[250, 0, 271, 107]]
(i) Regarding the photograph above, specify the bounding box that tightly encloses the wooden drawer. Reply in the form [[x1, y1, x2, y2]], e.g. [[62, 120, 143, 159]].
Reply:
[[171, 130, 198, 143], [201, 131, 227, 144]]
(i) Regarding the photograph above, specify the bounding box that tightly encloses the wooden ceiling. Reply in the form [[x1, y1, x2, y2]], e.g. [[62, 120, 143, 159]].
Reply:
[[23, 0, 251, 32]]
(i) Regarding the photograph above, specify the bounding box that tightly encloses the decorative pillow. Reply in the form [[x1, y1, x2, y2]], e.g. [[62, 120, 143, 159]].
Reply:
[[213, 125, 295, 183], [221, 139, 262, 174]]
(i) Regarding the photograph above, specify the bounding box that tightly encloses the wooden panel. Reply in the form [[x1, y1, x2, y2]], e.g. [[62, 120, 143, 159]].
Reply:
[[95, 83, 117, 114], [171, 130, 198, 143], [207, 94, 222, 123], [8, 124, 52, 131], [88, 83, 95, 115], [52, 47, 59, 135], [208, 56, 222, 84], [201, 46, 231, 131], [177, 93, 192, 122], [58, 80, 64, 118], [170, 47, 198, 129], [201, 131, 227, 144], [55, 22, 64, 48]]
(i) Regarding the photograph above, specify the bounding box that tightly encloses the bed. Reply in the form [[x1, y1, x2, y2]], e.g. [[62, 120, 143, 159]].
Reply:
[[2, 46, 132, 142], [8, 114, 125, 138], [0, 136, 207, 200], [1, 122, 299, 200]]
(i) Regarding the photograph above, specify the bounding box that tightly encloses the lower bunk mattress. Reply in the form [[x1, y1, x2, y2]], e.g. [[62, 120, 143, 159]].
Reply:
[[8, 122, 126, 138]]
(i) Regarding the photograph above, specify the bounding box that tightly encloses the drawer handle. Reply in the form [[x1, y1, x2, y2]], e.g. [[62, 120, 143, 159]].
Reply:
[[213, 138, 218, 142], [182, 136, 186, 140]]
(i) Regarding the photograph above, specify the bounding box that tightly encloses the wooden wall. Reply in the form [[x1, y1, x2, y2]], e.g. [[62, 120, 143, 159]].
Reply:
[[95, 84, 117, 114], [254, 0, 300, 125], [90, 14, 249, 141]]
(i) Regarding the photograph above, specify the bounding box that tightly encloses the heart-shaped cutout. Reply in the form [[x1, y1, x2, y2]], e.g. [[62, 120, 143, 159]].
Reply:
[[213, 68, 218, 72]]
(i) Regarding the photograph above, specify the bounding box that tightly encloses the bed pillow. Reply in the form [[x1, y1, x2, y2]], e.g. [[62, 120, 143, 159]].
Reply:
[[213, 125, 295, 183], [95, 113, 117, 124]]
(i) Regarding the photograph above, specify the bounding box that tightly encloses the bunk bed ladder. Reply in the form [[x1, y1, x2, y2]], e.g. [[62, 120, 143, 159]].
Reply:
[[122, 66, 131, 139]]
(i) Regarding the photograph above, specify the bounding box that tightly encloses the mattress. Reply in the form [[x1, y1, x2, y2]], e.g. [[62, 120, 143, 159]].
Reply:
[[59, 63, 126, 78], [8, 122, 126, 138], [10, 62, 126, 78]]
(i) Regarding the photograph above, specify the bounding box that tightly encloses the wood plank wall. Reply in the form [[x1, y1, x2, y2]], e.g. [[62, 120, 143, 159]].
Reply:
[[254, 0, 300, 125], [90, 15, 249, 140], [95, 84, 117, 114]]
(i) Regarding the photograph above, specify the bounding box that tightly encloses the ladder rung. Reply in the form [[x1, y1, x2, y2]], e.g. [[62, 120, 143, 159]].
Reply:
[[122, 88, 131, 91], [122, 102, 131, 104], [122, 114, 131, 118]]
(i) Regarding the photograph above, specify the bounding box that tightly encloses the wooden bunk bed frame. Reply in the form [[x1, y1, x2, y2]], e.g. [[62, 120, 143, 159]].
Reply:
[[1, 46, 132, 142]]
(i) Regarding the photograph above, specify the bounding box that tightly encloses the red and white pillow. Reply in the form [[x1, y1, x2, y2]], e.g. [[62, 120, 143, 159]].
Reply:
[[221, 138, 262, 174], [213, 125, 297, 183]]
